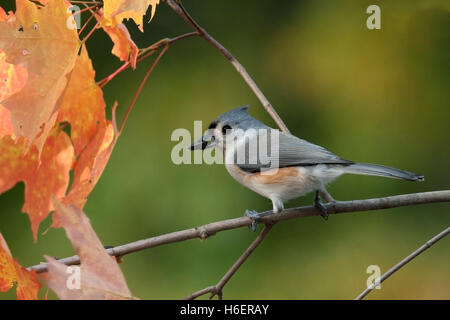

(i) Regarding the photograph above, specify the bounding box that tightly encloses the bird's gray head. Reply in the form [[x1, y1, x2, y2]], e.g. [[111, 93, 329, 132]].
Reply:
[[190, 105, 268, 150]]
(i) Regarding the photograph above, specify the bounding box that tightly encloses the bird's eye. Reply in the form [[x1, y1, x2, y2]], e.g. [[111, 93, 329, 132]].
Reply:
[[222, 125, 232, 135]]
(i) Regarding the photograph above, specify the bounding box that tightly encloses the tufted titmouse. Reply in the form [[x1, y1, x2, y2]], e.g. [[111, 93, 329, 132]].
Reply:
[[190, 106, 423, 230]]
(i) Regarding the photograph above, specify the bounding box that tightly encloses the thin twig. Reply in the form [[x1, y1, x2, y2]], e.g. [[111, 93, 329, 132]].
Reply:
[[167, 31, 199, 44], [97, 32, 198, 88], [81, 21, 99, 43], [355, 226, 450, 300], [119, 45, 169, 134], [139, 32, 199, 56], [69, 0, 102, 4], [184, 286, 216, 300], [187, 224, 274, 300], [78, 11, 95, 36], [29, 191, 450, 274], [164, 0, 290, 134], [73, 5, 98, 16], [79, 3, 100, 43]]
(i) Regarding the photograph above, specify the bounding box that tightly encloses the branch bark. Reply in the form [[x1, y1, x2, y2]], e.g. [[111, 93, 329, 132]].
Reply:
[[355, 226, 450, 300], [29, 190, 450, 274]]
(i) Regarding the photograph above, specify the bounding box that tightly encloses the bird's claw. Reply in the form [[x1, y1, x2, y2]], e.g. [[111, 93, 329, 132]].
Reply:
[[245, 209, 261, 232], [314, 191, 329, 221]]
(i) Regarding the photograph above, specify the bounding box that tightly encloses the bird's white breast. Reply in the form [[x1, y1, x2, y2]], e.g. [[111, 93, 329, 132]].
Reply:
[[223, 133, 345, 202]]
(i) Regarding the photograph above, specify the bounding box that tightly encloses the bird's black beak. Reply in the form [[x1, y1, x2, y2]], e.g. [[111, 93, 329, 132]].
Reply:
[[190, 131, 216, 150], [190, 138, 208, 150]]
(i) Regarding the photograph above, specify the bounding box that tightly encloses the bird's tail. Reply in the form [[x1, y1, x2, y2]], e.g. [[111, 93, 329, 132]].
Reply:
[[342, 163, 424, 182]]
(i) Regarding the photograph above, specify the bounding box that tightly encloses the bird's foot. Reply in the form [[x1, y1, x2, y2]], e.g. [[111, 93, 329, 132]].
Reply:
[[314, 191, 328, 220], [245, 210, 262, 232]]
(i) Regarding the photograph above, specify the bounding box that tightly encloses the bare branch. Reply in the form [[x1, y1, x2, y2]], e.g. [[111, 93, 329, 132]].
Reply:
[[119, 45, 169, 134], [184, 286, 216, 300], [29, 190, 450, 274], [98, 32, 197, 88], [164, 0, 290, 134], [138, 31, 199, 56], [355, 226, 450, 300], [185, 224, 274, 300]]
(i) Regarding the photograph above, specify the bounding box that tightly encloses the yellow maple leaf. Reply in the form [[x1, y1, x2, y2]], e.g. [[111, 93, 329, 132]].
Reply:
[[0, 0, 80, 148], [103, 0, 160, 32]]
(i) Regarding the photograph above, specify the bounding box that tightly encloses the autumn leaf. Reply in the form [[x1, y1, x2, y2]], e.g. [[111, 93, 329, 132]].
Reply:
[[0, 49, 27, 140], [54, 45, 118, 224], [0, 49, 27, 103], [0, 233, 42, 300], [0, 0, 80, 147], [0, 7, 9, 21], [1, 40, 118, 237], [0, 1, 120, 241], [56, 45, 118, 214], [0, 128, 74, 240], [103, 0, 160, 32], [0, 104, 13, 140], [57, 45, 106, 157], [42, 199, 133, 300], [60, 117, 118, 211], [0, 8, 27, 140], [103, 23, 139, 69]]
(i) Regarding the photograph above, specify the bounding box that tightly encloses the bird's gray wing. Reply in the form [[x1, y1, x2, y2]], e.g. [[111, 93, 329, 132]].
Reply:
[[235, 130, 353, 173]]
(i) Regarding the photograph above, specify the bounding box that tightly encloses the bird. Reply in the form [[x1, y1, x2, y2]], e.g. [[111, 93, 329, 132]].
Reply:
[[190, 106, 424, 231]]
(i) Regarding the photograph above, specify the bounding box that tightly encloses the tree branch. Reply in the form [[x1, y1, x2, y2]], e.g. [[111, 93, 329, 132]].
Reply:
[[355, 226, 450, 300], [164, 0, 290, 134], [29, 190, 450, 275], [185, 224, 274, 300]]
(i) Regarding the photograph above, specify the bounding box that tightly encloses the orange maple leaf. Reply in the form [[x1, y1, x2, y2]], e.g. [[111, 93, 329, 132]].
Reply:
[[42, 199, 133, 300], [1, 41, 118, 237], [57, 45, 107, 157], [55, 44, 118, 216], [0, 49, 27, 103], [0, 48, 27, 140], [61, 120, 117, 211], [0, 128, 74, 240], [0, 233, 42, 300], [0, 0, 80, 148], [0, 104, 13, 140], [103, 23, 139, 69], [0, 8, 27, 140], [103, 0, 160, 32], [0, 3, 120, 240]]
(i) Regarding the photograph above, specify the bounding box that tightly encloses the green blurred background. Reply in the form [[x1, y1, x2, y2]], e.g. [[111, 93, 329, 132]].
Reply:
[[1, 0, 449, 299]]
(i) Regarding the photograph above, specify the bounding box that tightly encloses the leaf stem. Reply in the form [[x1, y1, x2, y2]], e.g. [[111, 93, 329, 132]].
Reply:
[[81, 21, 99, 44], [119, 45, 169, 135], [78, 11, 95, 36], [69, 0, 102, 4], [73, 5, 98, 16]]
